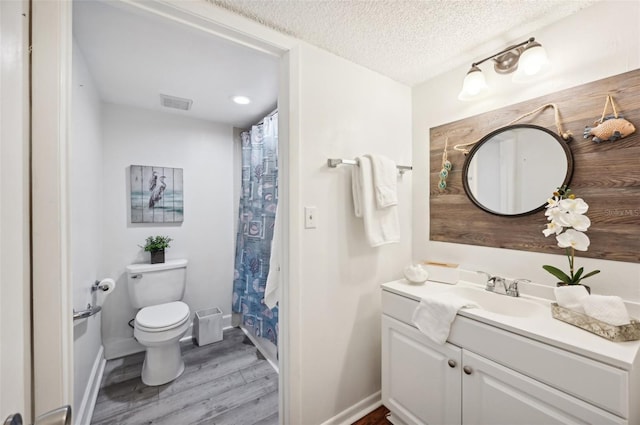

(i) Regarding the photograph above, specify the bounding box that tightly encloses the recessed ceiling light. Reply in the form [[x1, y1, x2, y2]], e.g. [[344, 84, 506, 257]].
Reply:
[[231, 95, 251, 105]]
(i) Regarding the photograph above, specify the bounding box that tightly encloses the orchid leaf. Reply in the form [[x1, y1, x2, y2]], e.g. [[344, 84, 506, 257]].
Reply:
[[579, 270, 601, 281], [572, 267, 584, 283], [543, 265, 571, 284]]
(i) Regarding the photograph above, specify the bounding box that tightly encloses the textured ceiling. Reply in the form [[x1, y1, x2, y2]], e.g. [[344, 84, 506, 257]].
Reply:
[[211, 0, 597, 86]]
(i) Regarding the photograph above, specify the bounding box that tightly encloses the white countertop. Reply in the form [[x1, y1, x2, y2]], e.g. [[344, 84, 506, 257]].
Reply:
[[382, 279, 640, 369]]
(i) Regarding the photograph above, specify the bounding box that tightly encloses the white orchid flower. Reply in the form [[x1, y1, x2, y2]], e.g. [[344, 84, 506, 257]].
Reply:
[[545, 196, 560, 209], [542, 221, 563, 237], [564, 212, 591, 232], [545, 205, 564, 220], [559, 198, 588, 214], [556, 229, 590, 251]]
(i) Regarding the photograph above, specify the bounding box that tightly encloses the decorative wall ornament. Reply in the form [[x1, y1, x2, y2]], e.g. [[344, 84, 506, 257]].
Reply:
[[130, 165, 184, 223], [437, 136, 452, 191], [584, 95, 636, 143]]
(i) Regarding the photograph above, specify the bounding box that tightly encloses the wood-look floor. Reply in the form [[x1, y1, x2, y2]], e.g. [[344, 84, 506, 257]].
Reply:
[[352, 406, 392, 425], [91, 327, 278, 425]]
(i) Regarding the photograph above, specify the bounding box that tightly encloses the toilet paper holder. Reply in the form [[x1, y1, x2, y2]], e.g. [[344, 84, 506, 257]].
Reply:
[[73, 279, 114, 320], [92, 280, 110, 292]]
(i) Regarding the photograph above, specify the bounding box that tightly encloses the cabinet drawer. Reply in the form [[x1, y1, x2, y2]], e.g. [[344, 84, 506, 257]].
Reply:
[[382, 289, 421, 325], [451, 316, 629, 418]]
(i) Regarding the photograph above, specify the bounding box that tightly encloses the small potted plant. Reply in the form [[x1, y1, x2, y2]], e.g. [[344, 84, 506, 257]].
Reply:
[[141, 235, 172, 264], [541, 186, 600, 291]]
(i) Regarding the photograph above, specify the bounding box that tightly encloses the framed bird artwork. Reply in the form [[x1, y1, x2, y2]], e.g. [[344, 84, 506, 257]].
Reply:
[[130, 165, 184, 223]]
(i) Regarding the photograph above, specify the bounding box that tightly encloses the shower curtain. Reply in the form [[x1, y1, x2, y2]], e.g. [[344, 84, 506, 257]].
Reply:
[[232, 112, 279, 346]]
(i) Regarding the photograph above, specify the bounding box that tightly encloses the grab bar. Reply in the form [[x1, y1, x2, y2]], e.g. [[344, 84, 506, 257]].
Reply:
[[73, 304, 102, 321]]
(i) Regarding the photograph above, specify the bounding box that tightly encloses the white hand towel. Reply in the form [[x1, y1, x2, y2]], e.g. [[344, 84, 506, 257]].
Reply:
[[264, 205, 281, 309], [365, 154, 398, 208], [353, 156, 400, 247], [554, 285, 590, 314], [411, 294, 479, 345], [582, 295, 631, 326], [351, 163, 363, 218]]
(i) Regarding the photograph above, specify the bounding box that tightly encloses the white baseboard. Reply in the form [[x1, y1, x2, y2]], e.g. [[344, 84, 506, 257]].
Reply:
[[319, 391, 382, 425], [104, 337, 144, 360], [75, 346, 106, 425], [238, 325, 278, 373], [105, 315, 232, 359]]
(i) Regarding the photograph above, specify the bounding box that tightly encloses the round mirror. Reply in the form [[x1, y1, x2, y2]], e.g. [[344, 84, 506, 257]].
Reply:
[[462, 124, 573, 216]]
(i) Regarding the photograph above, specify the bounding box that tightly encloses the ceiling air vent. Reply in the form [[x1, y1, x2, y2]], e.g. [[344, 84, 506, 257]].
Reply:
[[160, 94, 193, 111]]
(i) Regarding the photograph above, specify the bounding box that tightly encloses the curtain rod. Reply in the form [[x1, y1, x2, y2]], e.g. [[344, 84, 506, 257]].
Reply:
[[255, 108, 278, 126]]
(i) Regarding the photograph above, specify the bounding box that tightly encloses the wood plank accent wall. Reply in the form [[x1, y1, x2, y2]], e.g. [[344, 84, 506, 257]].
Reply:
[[430, 69, 640, 263]]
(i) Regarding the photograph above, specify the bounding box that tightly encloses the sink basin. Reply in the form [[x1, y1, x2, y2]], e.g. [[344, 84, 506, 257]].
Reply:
[[448, 286, 548, 318]]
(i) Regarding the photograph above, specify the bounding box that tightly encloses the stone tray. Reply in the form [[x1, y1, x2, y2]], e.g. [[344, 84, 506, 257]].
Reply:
[[551, 303, 640, 342]]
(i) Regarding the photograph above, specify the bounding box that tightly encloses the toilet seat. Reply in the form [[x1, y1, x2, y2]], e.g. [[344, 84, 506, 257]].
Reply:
[[135, 301, 190, 333]]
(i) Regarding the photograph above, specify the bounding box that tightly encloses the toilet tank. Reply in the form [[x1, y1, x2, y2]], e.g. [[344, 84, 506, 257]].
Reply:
[[126, 259, 188, 308]]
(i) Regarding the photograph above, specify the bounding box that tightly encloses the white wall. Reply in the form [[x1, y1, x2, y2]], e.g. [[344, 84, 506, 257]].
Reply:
[[71, 39, 104, 420], [412, 0, 640, 302], [289, 44, 412, 424], [100, 104, 236, 359]]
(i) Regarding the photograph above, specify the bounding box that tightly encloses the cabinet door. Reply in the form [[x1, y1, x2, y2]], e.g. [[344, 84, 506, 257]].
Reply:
[[382, 315, 462, 425], [462, 351, 627, 425]]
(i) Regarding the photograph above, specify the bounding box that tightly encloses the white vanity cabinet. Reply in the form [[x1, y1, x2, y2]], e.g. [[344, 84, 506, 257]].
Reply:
[[382, 315, 461, 425], [461, 350, 625, 425], [381, 283, 636, 425]]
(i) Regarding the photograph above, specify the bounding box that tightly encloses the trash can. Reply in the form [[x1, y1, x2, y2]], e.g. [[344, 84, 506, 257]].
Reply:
[[194, 307, 223, 346]]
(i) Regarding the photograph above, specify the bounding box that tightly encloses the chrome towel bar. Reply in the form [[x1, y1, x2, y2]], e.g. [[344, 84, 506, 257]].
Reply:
[[327, 158, 412, 174]]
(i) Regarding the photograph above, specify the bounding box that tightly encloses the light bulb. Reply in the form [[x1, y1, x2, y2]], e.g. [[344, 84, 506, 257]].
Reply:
[[458, 66, 488, 101], [513, 42, 550, 83]]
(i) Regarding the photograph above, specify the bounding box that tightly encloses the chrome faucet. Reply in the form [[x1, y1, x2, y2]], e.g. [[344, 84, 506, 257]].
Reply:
[[487, 275, 508, 294], [477, 271, 525, 298]]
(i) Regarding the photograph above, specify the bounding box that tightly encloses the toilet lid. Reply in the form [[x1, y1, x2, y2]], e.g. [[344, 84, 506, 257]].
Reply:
[[136, 301, 190, 330]]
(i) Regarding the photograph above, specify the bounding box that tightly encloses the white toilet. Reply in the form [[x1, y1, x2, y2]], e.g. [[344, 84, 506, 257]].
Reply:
[[126, 259, 190, 386]]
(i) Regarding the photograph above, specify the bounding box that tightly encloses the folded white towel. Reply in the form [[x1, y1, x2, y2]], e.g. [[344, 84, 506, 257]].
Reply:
[[351, 164, 363, 218], [352, 156, 400, 247], [365, 154, 398, 208], [554, 285, 590, 314], [264, 205, 281, 309], [411, 294, 479, 345], [582, 295, 631, 326]]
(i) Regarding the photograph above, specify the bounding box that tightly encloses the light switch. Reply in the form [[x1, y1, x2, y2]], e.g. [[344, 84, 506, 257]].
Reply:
[[304, 206, 317, 229]]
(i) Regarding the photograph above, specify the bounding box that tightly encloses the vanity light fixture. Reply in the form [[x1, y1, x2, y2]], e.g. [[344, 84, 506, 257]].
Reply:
[[458, 37, 550, 101]]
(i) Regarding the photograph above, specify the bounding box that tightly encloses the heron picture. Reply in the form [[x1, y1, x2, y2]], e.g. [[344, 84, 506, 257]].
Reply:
[[130, 165, 183, 223]]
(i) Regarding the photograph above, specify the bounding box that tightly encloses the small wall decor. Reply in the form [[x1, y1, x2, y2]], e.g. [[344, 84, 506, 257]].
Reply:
[[437, 136, 452, 191], [130, 165, 183, 223], [584, 94, 636, 143]]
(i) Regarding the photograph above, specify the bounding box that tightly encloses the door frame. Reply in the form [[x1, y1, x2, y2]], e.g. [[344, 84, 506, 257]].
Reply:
[[31, 0, 299, 421], [31, 0, 74, 415], [0, 0, 31, 422]]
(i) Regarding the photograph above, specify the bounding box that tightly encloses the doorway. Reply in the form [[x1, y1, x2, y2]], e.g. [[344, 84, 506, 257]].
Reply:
[[31, 0, 292, 423]]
